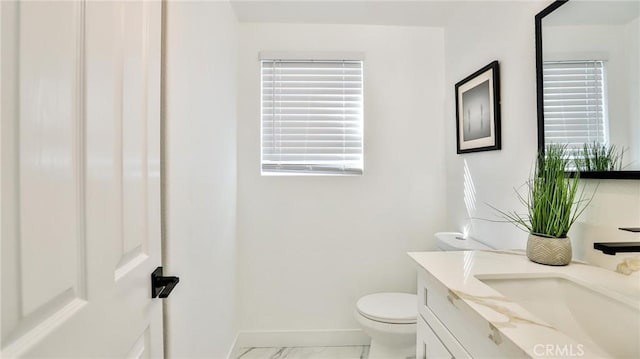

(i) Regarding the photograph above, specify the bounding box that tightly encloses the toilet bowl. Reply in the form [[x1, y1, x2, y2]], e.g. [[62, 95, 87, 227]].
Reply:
[[355, 292, 417, 359], [355, 233, 492, 358]]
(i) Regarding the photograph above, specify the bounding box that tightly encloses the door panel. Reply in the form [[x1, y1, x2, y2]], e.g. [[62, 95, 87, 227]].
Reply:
[[119, 0, 150, 279], [1, 1, 163, 357], [2, 0, 87, 348], [126, 327, 151, 359], [19, 0, 86, 317]]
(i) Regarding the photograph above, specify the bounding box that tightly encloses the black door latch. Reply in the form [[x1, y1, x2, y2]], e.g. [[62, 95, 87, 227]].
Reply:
[[151, 267, 180, 298]]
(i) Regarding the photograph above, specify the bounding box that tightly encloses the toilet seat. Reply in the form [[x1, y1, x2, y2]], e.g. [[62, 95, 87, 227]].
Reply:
[[356, 292, 417, 324]]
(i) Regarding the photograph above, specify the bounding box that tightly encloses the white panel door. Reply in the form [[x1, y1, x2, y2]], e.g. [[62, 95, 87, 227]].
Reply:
[[1, 1, 164, 357]]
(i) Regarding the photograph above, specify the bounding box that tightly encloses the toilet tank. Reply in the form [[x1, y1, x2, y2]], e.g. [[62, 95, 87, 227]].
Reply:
[[434, 232, 493, 251]]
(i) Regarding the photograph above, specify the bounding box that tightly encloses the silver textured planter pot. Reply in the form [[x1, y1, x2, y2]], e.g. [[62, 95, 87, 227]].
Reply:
[[526, 234, 572, 266]]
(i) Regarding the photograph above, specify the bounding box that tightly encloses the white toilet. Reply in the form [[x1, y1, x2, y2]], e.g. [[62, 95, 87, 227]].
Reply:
[[355, 292, 417, 359], [355, 232, 494, 358]]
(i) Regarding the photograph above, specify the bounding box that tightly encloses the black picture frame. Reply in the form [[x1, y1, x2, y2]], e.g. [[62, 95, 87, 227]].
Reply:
[[535, 0, 640, 180], [535, 0, 568, 156], [455, 61, 501, 154]]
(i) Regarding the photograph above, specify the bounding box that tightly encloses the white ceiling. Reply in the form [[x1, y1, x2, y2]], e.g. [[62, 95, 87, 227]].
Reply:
[[230, 0, 548, 27]]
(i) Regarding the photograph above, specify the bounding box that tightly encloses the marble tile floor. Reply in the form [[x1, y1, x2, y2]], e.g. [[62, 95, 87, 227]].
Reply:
[[235, 345, 370, 359]]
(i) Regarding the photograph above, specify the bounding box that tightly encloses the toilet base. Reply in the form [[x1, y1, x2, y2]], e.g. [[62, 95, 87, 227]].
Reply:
[[369, 339, 416, 359], [354, 293, 417, 359]]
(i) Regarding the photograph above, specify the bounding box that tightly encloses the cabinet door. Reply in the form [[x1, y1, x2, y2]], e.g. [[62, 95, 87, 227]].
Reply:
[[417, 317, 454, 359], [1, 1, 164, 357]]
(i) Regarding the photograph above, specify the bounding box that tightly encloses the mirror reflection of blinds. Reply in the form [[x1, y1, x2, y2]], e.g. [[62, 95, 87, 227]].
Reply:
[[261, 59, 364, 175], [543, 60, 607, 156]]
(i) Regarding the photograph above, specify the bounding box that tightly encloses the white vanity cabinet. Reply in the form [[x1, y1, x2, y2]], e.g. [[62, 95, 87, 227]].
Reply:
[[415, 269, 525, 359], [410, 250, 639, 359]]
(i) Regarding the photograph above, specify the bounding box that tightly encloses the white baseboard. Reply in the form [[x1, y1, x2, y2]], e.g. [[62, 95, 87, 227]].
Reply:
[[227, 329, 369, 358]]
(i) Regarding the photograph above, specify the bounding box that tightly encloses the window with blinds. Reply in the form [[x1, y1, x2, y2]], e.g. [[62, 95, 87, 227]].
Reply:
[[543, 60, 608, 156], [261, 58, 364, 175]]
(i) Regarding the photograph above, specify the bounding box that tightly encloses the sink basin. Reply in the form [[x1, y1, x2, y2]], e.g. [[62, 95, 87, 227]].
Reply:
[[477, 274, 640, 358]]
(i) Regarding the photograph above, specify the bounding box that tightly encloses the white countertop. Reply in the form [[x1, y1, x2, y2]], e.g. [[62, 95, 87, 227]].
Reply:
[[408, 250, 640, 358]]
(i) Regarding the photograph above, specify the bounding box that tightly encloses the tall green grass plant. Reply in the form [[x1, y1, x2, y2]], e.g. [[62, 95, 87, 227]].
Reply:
[[574, 142, 624, 172], [494, 144, 594, 238]]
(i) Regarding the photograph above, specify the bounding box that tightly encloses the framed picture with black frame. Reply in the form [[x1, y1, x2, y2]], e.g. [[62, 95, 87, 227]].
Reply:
[[455, 61, 501, 154]]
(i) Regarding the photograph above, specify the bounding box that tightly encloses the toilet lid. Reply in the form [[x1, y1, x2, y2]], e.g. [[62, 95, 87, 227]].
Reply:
[[356, 293, 417, 324]]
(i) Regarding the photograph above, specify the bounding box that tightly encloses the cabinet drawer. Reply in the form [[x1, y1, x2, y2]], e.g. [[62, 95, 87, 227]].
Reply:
[[421, 308, 471, 359], [417, 315, 454, 359], [417, 271, 525, 358]]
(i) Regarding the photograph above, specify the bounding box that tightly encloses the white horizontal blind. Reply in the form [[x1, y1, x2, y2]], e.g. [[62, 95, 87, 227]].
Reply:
[[543, 60, 607, 156], [261, 59, 364, 175]]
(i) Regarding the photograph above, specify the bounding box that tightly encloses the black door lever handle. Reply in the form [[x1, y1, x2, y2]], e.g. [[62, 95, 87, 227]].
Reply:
[[151, 267, 180, 298]]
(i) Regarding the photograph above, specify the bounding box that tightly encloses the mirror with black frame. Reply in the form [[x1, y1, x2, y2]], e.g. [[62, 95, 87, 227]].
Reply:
[[536, 0, 640, 179]]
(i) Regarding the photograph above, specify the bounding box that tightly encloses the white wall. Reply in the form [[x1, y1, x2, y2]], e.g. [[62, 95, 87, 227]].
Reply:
[[444, 1, 546, 250], [236, 23, 446, 331], [444, 1, 640, 271], [164, 2, 238, 358]]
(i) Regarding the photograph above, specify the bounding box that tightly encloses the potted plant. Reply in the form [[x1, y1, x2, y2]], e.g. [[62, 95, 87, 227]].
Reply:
[[495, 144, 594, 265]]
